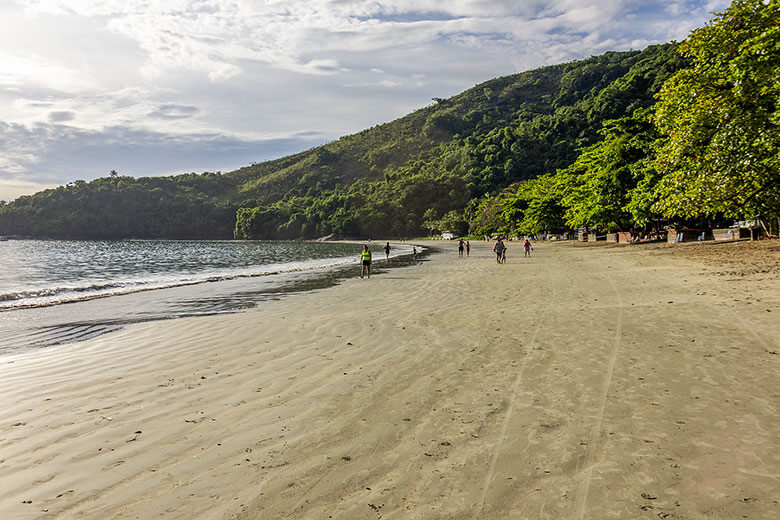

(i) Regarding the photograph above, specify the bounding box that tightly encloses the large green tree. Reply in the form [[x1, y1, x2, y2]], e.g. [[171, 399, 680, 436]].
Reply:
[[516, 175, 567, 235], [557, 111, 656, 231], [651, 0, 780, 220]]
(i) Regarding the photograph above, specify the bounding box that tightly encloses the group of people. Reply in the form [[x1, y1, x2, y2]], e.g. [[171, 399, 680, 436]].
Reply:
[[360, 235, 534, 278], [458, 239, 470, 257], [493, 237, 533, 263]]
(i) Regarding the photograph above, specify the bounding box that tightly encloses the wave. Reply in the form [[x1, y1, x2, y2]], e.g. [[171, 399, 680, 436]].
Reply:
[[0, 253, 366, 311]]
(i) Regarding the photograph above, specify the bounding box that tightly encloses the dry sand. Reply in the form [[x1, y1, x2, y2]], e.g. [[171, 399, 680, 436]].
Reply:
[[0, 240, 778, 519]]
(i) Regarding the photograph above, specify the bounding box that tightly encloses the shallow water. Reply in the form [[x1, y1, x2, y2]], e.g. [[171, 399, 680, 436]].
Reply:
[[0, 240, 427, 354]]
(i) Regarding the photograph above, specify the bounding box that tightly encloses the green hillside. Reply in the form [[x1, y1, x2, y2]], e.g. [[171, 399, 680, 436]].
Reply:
[[0, 43, 687, 239]]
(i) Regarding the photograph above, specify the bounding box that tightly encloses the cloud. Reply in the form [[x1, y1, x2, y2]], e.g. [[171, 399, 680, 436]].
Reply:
[[0, 178, 60, 201], [343, 79, 402, 88], [9, 1, 732, 87], [48, 110, 76, 122], [0, 51, 97, 93], [147, 104, 199, 120], [0, 119, 330, 199], [15, 0, 726, 81]]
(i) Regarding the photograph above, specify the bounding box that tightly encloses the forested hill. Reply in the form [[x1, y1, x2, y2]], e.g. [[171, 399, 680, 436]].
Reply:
[[0, 44, 686, 239]]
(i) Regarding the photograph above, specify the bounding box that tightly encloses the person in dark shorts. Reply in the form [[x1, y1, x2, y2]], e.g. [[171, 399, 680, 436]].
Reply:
[[361, 245, 372, 278], [493, 238, 505, 264], [524, 239, 533, 257], [458, 239, 464, 258], [384, 242, 391, 263]]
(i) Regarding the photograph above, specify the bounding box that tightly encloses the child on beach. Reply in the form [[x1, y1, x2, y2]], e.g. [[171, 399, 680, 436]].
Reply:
[[524, 239, 533, 257]]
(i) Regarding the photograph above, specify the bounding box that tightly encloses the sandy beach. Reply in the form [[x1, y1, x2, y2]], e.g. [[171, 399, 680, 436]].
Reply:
[[1, 240, 778, 519]]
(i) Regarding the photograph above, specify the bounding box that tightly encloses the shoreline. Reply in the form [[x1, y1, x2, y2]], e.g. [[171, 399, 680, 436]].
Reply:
[[0, 240, 777, 519], [0, 241, 429, 355]]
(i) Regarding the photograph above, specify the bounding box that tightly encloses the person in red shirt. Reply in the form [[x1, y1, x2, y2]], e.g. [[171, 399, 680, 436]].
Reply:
[[523, 239, 533, 257]]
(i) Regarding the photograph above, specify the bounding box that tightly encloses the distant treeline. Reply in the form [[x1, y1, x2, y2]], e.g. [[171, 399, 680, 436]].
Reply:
[[1, 0, 777, 240], [0, 174, 236, 239]]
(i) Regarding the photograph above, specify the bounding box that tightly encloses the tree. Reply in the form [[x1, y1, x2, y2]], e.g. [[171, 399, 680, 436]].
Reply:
[[422, 208, 440, 236], [470, 193, 510, 237], [517, 175, 567, 234], [651, 0, 780, 220], [439, 210, 468, 236], [559, 111, 656, 231]]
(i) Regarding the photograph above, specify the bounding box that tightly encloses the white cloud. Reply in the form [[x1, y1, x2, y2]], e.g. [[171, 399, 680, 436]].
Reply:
[[0, 51, 97, 93], [0, 119, 329, 189], [343, 79, 402, 88], [12, 1, 692, 80], [0, 178, 60, 201], [7, 1, 733, 86]]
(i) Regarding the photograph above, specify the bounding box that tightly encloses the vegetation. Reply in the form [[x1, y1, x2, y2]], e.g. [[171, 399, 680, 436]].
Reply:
[[0, 174, 236, 239], [1, 1, 776, 240], [651, 0, 779, 220], [469, 0, 779, 237]]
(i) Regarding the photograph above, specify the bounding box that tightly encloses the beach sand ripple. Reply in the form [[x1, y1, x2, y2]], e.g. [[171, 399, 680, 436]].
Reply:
[[0, 240, 777, 519]]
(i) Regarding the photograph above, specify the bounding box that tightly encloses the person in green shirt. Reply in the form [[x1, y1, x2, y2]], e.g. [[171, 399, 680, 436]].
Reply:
[[360, 245, 372, 278]]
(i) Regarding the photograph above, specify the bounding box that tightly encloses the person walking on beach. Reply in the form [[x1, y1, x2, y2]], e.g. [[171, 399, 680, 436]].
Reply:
[[384, 242, 391, 263], [360, 245, 372, 278], [523, 239, 533, 257], [493, 238, 505, 264], [466, 240, 470, 257], [458, 239, 465, 258], [412, 247, 418, 261]]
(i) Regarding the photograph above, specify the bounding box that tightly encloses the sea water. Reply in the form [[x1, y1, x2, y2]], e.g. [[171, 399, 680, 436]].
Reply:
[[0, 240, 421, 353]]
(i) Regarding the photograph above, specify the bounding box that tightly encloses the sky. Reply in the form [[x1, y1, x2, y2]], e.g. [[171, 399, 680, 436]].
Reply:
[[0, 0, 730, 200]]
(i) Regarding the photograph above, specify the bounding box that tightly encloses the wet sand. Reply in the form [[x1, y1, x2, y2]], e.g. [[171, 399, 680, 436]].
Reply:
[[0, 240, 777, 519]]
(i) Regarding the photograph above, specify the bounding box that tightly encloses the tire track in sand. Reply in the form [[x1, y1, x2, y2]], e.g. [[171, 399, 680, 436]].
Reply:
[[572, 271, 624, 520], [473, 270, 557, 519]]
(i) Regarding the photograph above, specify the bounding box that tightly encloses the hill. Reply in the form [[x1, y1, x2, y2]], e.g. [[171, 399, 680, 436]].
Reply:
[[0, 44, 686, 239]]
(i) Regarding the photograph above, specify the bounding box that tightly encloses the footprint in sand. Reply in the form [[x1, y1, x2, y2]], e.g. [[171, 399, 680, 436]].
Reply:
[[32, 474, 56, 485], [103, 459, 125, 471]]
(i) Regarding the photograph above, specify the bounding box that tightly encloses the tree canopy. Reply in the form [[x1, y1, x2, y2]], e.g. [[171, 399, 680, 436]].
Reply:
[[651, 0, 779, 220]]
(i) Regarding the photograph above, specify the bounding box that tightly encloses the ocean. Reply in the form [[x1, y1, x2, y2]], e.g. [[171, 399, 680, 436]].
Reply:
[[0, 239, 422, 354]]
